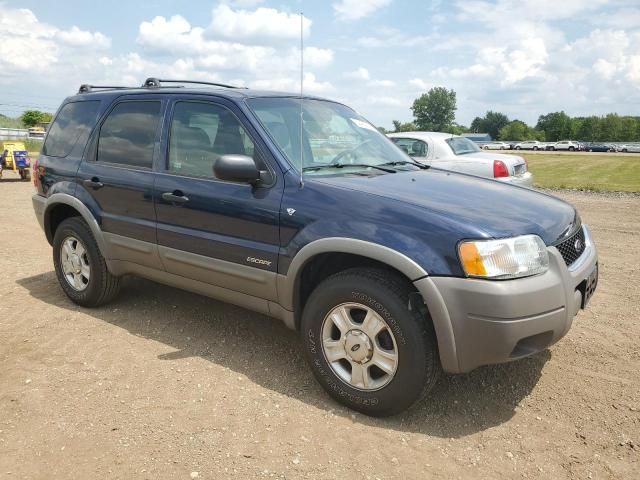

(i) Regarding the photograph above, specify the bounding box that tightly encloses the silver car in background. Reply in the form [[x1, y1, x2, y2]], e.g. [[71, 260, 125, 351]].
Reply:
[[619, 144, 640, 153], [482, 141, 510, 150], [388, 132, 533, 187]]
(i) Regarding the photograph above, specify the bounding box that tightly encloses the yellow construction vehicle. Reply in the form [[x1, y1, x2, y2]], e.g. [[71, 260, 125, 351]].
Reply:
[[1, 141, 31, 181]]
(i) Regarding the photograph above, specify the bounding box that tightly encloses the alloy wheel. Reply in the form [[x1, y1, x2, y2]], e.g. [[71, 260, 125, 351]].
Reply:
[[321, 303, 399, 391], [60, 236, 91, 291]]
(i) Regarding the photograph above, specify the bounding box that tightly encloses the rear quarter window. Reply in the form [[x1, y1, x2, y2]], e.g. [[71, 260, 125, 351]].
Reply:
[[43, 101, 100, 157]]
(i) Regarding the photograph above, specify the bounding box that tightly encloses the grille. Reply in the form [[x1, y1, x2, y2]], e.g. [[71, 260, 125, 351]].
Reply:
[[555, 226, 586, 266]]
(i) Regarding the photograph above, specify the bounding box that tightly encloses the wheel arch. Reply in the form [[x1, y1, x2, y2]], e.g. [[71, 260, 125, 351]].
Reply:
[[277, 238, 429, 327], [44, 193, 107, 254]]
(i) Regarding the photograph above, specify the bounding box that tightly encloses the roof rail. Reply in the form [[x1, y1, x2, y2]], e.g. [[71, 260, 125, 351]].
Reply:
[[142, 77, 246, 89], [78, 84, 130, 94]]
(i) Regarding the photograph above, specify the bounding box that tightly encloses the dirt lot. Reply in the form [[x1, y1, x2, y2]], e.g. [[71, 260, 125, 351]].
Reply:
[[0, 176, 638, 479]]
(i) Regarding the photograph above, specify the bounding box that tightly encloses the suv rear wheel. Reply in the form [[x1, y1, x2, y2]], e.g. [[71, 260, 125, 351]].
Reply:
[[301, 268, 439, 417], [53, 217, 120, 307]]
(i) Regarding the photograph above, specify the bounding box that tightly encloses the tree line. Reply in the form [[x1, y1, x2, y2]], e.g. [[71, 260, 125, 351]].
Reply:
[[386, 87, 640, 142], [0, 110, 53, 129]]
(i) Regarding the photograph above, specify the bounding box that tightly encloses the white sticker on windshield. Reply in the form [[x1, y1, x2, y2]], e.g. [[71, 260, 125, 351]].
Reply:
[[350, 118, 377, 132]]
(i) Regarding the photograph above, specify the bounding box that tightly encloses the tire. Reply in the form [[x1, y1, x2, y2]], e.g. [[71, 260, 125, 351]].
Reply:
[[53, 217, 121, 307], [300, 268, 440, 417], [515, 146, 521, 150], [622, 149, 628, 153], [569, 146, 575, 151], [533, 146, 538, 151]]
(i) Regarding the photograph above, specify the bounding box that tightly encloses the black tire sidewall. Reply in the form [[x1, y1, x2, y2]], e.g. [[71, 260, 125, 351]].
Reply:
[[53, 218, 106, 306], [301, 272, 433, 416]]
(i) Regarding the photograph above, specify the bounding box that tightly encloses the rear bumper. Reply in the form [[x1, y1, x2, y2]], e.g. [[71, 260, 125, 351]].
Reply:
[[415, 225, 598, 373], [498, 171, 533, 187], [32, 193, 46, 231]]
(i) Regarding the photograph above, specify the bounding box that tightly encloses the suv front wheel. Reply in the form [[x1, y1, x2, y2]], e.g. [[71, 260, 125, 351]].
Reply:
[[53, 217, 121, 307], [301, 268, 439, 417]]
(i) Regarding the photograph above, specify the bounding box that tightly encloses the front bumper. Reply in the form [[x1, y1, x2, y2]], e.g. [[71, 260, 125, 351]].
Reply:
[[415, 225, 598, 374]]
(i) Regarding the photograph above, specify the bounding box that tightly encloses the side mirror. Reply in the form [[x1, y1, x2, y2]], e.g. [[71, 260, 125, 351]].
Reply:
[[214, 154, 263, 185]]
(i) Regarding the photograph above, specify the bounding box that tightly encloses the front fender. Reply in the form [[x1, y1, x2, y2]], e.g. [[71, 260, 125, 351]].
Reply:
[[276, 235, 430, 311]]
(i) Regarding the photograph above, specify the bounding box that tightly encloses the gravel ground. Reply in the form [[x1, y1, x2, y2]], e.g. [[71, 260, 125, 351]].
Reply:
[[0, 175, 638, 479]]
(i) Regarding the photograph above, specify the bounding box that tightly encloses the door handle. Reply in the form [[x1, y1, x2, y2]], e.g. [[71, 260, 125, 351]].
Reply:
[[83, 177, 104, 190], [162, 191, 189, 204]]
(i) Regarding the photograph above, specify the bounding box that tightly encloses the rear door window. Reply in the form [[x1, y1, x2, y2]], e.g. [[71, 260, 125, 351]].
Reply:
[[97, 101, 161, 168], [391, 138, 428, 157], [43, 101, 100, 157]]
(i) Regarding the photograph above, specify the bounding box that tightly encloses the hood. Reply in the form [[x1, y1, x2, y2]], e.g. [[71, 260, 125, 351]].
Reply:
[[312, 169, 576, 245]]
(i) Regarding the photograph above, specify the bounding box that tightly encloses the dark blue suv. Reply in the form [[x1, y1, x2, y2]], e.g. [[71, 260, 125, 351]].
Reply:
[[32, 78, 598, 416]]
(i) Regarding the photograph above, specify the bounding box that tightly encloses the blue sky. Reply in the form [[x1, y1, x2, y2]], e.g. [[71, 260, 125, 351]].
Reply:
[[1, 0, 639, 128]]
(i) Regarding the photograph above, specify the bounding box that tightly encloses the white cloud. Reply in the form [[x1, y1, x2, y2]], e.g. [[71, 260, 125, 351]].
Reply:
[[345, 67, 370, 80], [501, 38, 548, 84], [209, 4, 310, 42], [357, 27, 437, 48], [302, 47, 334, 69], [366, 95, 402, 106], [408, 78, 430, 90], [368, 79, 395, 87], [56, 26, 111, 49], [253, 72, 333, 93], [223, 0, 265, 7], [0, 7, 111, 74], [334, 0, 392, 21]]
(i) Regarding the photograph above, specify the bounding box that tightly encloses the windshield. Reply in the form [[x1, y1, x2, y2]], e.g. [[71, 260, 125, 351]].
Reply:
[[445, 137, 481, 155], [246, 97, 412, 175]]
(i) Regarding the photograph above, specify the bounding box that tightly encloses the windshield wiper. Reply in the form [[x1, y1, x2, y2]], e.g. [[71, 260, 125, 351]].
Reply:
[[302, 163, 396, 173], [379, 160, 430, 170]]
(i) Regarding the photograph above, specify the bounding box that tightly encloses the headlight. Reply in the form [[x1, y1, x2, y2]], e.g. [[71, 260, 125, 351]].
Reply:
[[458, 235, 549, 279]]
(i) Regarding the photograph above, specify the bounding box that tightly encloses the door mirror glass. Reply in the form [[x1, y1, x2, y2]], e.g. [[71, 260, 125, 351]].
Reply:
[[213, 154, 262, 184]]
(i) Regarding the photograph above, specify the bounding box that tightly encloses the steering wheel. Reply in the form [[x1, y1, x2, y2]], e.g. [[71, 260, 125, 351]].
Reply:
[[330, 139, 374, 164]]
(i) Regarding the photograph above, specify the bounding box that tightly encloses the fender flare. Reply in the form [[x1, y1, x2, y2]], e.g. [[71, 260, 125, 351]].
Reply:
[[43, 193, 107, 254], [276, 237, 459, 372], [276, 237, 428, 312]]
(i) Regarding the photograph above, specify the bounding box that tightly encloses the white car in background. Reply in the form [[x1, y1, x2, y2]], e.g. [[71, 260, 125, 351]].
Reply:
[[482, 141, 510, 150], [514, 140, 545, 151], [619, 144, 640, 153], [388, 132, 533, 187], [550, 140, 580, 151]]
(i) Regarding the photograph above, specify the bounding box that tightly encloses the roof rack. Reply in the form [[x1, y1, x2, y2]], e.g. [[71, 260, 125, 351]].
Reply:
[[78, 84, 130, 94], [142, 77, 247, 89]]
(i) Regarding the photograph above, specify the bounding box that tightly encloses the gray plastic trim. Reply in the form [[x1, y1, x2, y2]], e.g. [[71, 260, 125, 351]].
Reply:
[[108, 260, 274, 318], [158, 245, 278, 301], [277, 237, 429, 311], [102, 232, 164, 271], [40, 193, 107, 254]]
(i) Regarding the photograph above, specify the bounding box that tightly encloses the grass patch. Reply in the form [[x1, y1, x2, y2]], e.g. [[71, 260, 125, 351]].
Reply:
[[506, 153, 640, 192]]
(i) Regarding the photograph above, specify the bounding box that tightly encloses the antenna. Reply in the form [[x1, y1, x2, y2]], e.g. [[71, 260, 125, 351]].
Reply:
[[299, 12, 305, 188]]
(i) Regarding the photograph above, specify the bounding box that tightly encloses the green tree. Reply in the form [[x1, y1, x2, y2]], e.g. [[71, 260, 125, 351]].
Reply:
[[411, 87, 457, 132], [20, 110, 52, 128], [469, 111, 510, 140], [535, 111, 573, 141], [391, 119, 417, 132], [619, 117, 637, 142], [498, 120, 541, 141], [446, 122, 468, 135], [575, 116, 600, 141]]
